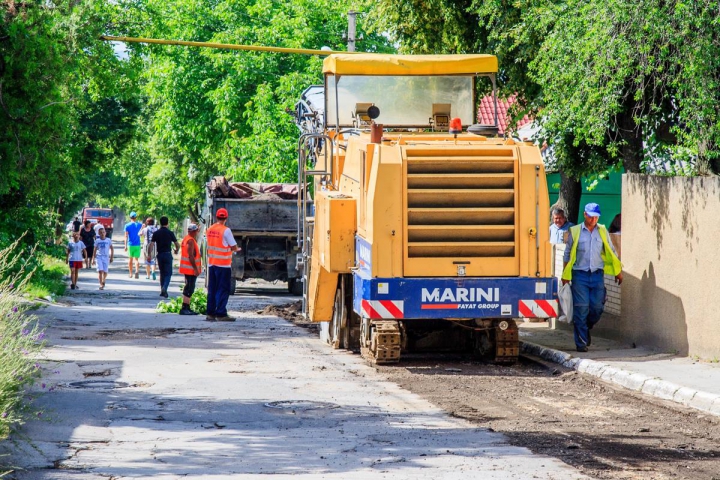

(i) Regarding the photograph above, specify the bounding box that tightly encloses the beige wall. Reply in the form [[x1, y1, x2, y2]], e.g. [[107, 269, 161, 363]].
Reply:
[[619, 174, 720, 358]]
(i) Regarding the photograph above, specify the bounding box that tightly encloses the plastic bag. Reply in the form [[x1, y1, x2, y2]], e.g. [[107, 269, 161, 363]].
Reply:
[[558, 282, 573, 323]]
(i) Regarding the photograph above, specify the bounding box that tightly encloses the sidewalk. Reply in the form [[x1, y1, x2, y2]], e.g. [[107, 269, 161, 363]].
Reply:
[[519, 324, 720, 416]]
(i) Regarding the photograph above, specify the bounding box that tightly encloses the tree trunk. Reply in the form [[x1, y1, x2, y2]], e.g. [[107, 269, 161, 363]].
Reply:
[[54, 197, 66, 242], [557, 172, 582, 224], [617, 97, 643, 173]]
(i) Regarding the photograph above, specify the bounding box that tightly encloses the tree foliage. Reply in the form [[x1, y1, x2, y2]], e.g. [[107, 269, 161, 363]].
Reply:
[[109, 0, 394, 216], [365, 0, 720, 220], [0, 0, 141, 242]]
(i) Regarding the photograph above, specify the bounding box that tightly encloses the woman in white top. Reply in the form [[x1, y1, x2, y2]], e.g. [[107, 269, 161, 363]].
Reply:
[[66, 231, 87, 290]]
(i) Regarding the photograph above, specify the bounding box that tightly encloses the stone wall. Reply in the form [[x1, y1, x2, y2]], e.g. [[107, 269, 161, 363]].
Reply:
[[620, 174, 720, 358]]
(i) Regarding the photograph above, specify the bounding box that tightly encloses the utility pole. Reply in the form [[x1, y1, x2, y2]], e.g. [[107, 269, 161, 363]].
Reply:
[[347, 10, 356, 52]]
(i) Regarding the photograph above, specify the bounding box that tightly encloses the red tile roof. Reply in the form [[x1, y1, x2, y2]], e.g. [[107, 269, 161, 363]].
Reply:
[[477, 94, 531, 135]]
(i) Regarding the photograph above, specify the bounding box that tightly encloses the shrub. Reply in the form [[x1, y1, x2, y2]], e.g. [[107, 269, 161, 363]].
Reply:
[[156, 289, 208, 315], [0, 239, 46, 439]]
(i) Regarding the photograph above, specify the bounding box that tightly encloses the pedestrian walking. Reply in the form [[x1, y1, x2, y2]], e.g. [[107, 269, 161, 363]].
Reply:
[[80, 220, 96, 269], [66, 231, 87, 290], [124, 211, 143, 279], [151, 216, 180, 298], [562, 203, 623, 352], [205, 208, 240, 322], [72, 216, 82, 233], [178, 223, 202, 315], [139, 217, 158, 280], [92, 226, 114, 290], [549, 206, 574, 244]]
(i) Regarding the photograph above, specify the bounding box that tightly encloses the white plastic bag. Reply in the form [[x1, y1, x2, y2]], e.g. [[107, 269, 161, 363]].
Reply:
[[558, 282, 573, 323]]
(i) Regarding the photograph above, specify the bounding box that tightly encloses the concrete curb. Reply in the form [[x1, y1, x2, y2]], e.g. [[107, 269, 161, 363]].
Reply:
[[521, 341, 720, 417]]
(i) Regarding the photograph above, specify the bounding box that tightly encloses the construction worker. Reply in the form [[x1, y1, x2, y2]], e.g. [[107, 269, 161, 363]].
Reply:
[[205, 208, 240, 321], [178, 223, 202, 315], [562, 203, 623, 352]]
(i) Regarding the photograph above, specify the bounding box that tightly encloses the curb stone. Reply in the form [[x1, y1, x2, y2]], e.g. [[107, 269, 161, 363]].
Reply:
[[521, 341, 720, 416]]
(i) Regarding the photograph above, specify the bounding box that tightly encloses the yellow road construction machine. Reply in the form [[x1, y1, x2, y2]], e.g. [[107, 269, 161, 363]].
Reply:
[[98, 37, 558, 364], [295, 53, 558, 364]]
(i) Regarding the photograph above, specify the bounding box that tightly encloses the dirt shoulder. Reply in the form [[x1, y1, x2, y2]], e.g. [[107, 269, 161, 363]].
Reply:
[[275, 301, 720, 479], [376, 355, 720, 480]]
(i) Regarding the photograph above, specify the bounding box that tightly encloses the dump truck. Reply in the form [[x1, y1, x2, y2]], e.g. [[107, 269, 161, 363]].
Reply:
[[295, 54, 558, 364], [205, 178, 310, 295]]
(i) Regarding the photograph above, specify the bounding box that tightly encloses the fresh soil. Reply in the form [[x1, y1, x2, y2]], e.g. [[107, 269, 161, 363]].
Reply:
[[272, 301, 720, 479], [375, 355, 720, 480], [261, 301, 318, 333]]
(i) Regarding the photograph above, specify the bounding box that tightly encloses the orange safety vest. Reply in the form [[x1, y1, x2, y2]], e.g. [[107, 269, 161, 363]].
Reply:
[[206, 223, 233, 267], [179, 235, 202, 275]]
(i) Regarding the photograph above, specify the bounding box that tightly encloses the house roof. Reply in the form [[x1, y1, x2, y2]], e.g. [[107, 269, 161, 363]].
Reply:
[[477, 94, 531, 135]]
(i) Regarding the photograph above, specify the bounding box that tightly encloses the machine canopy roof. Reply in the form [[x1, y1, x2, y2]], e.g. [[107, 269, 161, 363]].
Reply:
[[322, 54, 498, 76]]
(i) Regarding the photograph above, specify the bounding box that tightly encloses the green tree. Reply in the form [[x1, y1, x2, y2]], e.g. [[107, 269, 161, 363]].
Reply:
[[109, 0, 394, 217], [0, 0, 141, 242], [362, 0, 589, 220], [366, 0, 720, 222]]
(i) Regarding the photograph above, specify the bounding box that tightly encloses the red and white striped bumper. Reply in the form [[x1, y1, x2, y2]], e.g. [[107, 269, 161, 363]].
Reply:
[[361, 300, 405, 319], [518, 299, 558, 318]]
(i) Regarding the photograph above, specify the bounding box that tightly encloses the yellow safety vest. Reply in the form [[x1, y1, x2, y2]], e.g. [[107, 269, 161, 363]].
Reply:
[[561, 224, 622, 281]]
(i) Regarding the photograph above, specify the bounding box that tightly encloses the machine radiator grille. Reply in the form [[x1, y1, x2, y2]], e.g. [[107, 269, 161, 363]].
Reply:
[[404, 147, 517, 261]]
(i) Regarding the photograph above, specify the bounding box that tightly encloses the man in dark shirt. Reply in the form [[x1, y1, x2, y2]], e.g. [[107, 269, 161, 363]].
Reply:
[[152, 216, 180, 298], [72, 216, 82, 233]]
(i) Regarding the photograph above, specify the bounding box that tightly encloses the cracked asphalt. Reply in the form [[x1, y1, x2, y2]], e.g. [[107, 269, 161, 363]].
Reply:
[[0, 240, 588, 479]]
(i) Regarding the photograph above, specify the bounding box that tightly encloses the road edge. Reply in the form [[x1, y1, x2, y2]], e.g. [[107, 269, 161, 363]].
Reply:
[[520, 341, 720, 417]]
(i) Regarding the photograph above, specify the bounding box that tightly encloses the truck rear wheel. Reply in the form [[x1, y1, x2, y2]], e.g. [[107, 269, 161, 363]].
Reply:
[[229, 278, 237, 296]]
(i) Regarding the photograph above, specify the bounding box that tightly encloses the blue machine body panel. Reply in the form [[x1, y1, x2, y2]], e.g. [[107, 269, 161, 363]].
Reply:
[[353, 236, 558, 320]]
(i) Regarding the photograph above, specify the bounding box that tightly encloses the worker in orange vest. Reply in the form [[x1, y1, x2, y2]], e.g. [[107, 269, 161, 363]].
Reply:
[[178, 223, 202, 315], [205, 208, 240, 321]]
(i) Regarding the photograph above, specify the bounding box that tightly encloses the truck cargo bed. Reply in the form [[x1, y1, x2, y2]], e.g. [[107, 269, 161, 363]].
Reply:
[[213, 198, 305, 234]]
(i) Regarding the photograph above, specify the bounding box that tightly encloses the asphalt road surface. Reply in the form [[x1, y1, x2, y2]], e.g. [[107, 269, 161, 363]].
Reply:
[[1, 241, 586, 479], [2, 241, 718, 479]]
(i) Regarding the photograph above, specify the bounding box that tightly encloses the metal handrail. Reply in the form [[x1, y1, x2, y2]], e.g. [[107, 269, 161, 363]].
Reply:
[[297, 133, 334, 315]]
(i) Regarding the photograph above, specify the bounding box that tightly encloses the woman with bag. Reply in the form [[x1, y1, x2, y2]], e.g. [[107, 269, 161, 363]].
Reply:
[[139, 217, 158, 280]]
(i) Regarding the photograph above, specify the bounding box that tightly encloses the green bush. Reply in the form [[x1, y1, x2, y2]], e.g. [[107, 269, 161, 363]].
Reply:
[[156, 289, 208, 315], [0, 230, 68, 301], [23, 255, 69, 300], [0, 239, 47, 439]]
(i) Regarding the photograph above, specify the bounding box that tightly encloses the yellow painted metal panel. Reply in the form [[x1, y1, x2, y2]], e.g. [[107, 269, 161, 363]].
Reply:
[[407, 173, 514, 189], [307, 254, 338, 322], [407, 207, 515, 225], [408, 242, 514, 257], [402, 143, 520, 276], [407, 189, 514, 208], [404, 256, 520, 277], [407, 225, 515, 242], [323, 54, 498, 75], [516, 145, 551, 278], [307, 191, 341, 322], [322, 193, 357, 273], [366, 144, 403, 278]]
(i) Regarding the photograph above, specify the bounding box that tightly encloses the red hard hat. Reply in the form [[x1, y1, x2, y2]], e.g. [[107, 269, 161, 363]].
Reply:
[[216, 208, 228, 219]]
